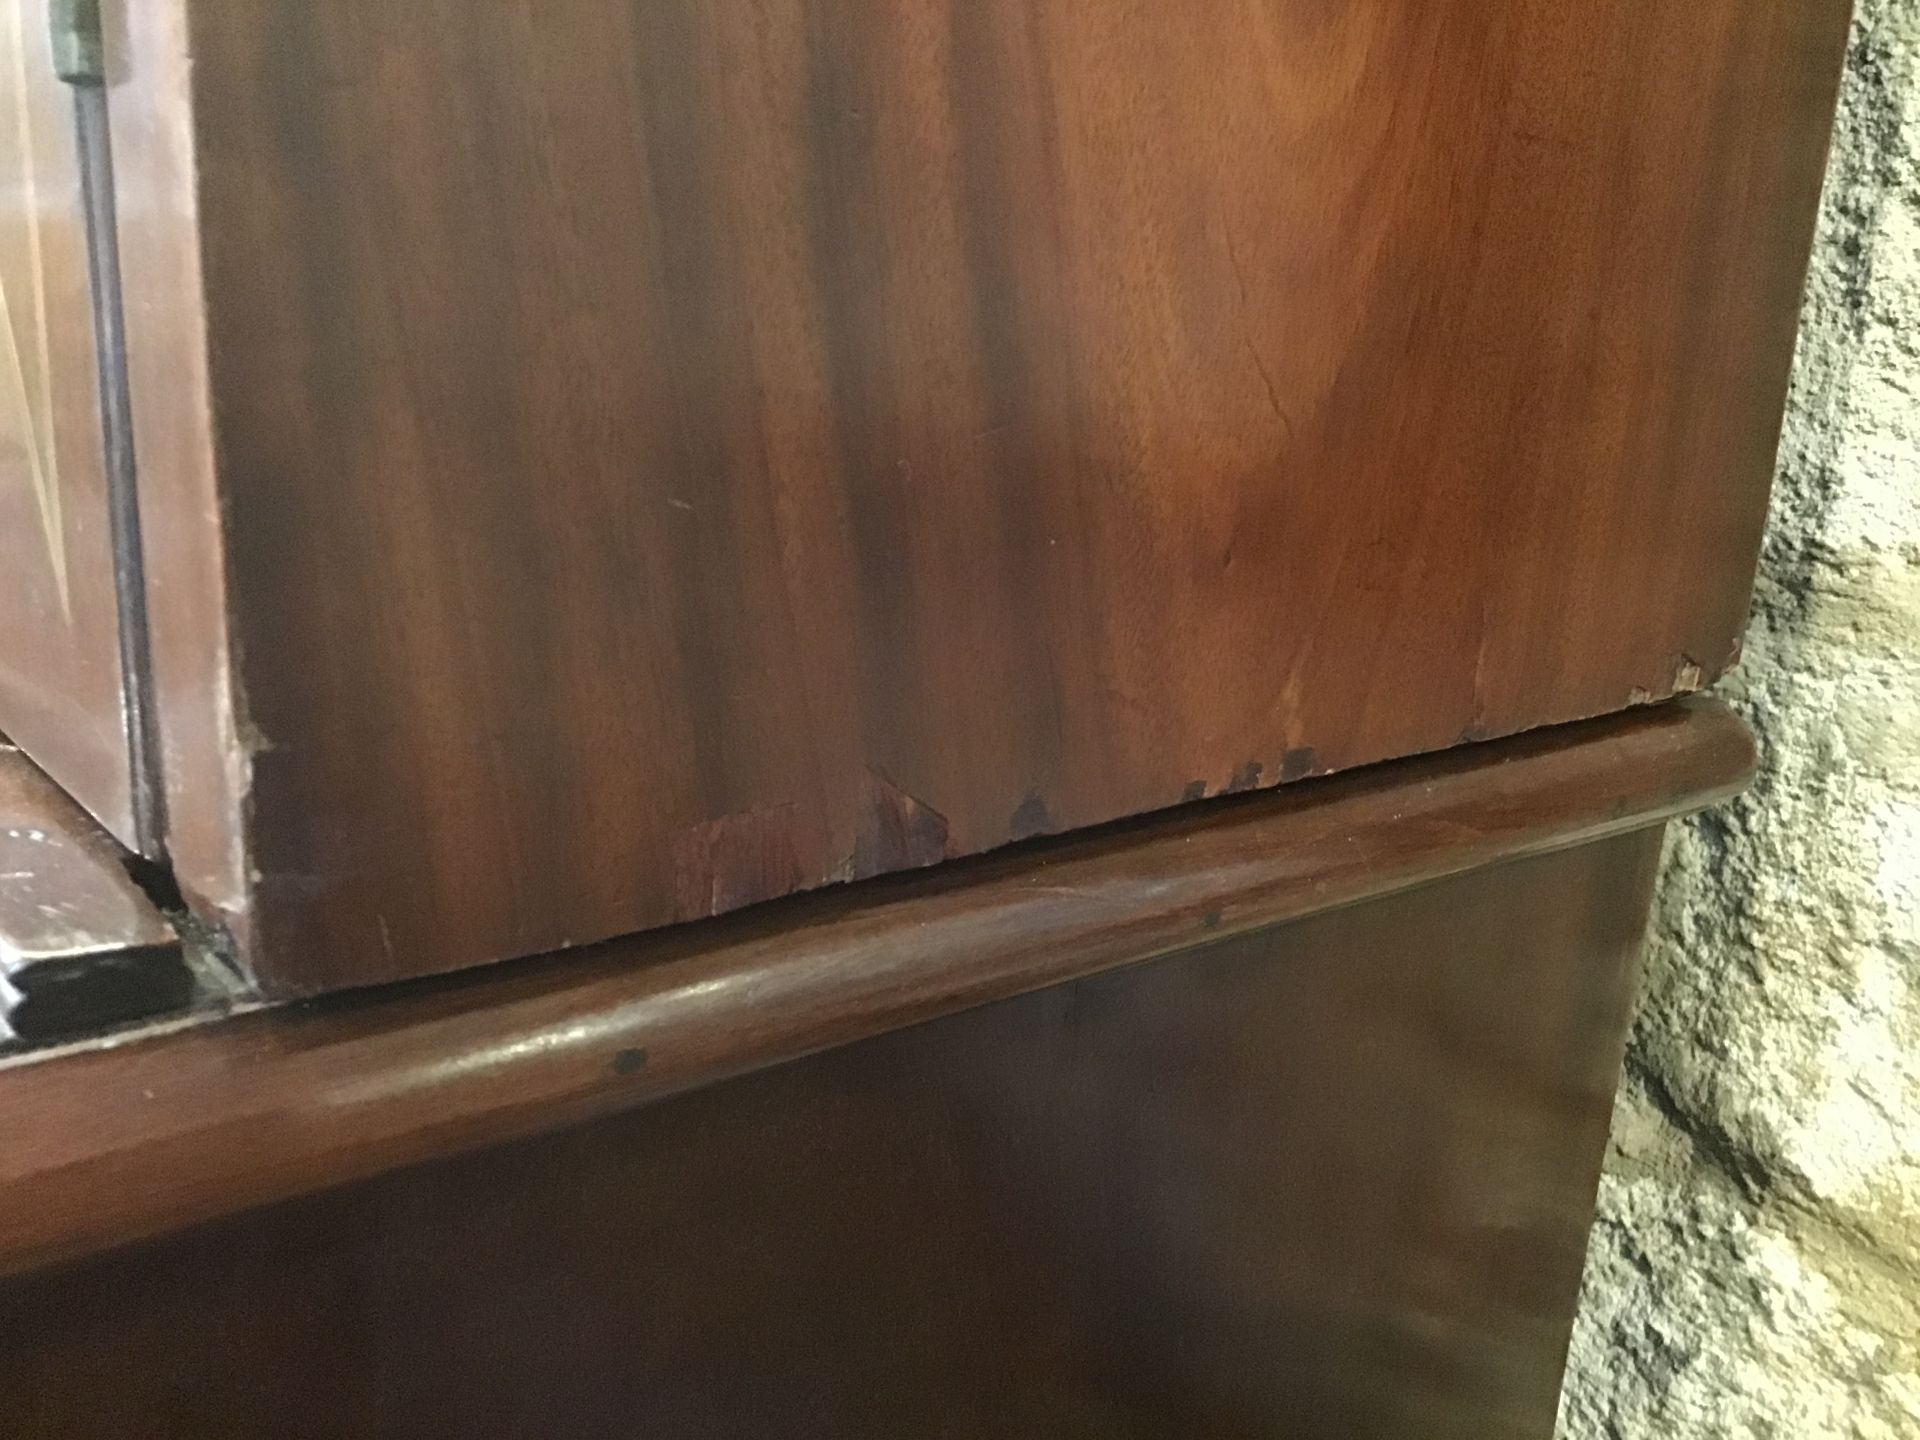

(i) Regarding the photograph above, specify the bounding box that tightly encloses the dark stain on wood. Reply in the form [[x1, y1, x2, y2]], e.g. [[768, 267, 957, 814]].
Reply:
[[1009, 790, 1057, 843], [1225, 761, 1264, 795]]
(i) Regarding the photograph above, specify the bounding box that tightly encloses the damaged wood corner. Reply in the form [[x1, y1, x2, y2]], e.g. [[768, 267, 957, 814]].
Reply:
[[852, 767, 950, 879], [672, 803, 808, 923]]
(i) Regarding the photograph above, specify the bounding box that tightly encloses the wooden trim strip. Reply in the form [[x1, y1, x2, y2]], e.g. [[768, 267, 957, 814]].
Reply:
[[0, 697, 1752, 1278]]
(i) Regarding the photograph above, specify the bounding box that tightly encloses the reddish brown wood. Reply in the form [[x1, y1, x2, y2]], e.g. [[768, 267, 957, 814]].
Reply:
[[72, 0, 1844, 995], [0, 0, 134, 843], [0, 830, 1664, 1439], [0, 697, 1750, 1282]]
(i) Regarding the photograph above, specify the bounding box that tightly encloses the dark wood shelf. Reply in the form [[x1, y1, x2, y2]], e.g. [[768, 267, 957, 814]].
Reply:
[[0, 696, 1750, 1282]]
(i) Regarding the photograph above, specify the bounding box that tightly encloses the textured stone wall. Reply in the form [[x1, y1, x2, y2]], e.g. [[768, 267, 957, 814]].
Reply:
[[1560, 1, 1920, 1435]]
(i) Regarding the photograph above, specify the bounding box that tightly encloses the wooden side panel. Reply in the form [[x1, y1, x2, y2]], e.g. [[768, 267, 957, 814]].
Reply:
[[0, 0, 134, 843], [161, 0, 1846, 992], [0, 830, 1665, 1439]]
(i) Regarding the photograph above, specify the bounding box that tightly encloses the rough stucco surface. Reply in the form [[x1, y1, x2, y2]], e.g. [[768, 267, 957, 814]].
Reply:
[[1559, 1, 1920, 1435]]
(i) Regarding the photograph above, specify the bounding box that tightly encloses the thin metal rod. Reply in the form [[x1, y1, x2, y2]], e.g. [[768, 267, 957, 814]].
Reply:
[[71, 79, 166, 860]]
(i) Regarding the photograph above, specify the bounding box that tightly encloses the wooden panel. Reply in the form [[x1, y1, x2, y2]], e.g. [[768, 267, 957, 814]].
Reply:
[[109, 0, 1845, 993], [0, 697, 1752, 1280], [0, 831, 1664, 1439], [0, 0, 134, 843]]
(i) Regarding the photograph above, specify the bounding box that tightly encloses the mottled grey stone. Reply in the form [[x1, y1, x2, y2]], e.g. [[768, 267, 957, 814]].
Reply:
[[1560, 1, 1920, 1435]]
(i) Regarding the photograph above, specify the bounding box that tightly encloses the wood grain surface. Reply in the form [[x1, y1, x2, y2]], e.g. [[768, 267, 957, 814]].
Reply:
[[101, 0, 1847, 993], [0, 0, 134, 844], [0, 697, 1752, 1281], [0, 829, 1664, 1439]]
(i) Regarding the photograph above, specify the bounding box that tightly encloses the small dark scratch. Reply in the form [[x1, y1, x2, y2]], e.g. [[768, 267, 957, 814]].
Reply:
[[1468, 594, 1492, 739], [1222, 219, 1295, 442]]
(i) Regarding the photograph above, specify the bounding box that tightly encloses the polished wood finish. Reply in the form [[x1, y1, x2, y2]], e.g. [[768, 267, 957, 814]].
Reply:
[[0, 738, 183, 1043], [0, 831, 1663, 1439], [0, 0, 134, 842], [0, 697, 1751, 1282], [80, 0, 1846, 995]]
